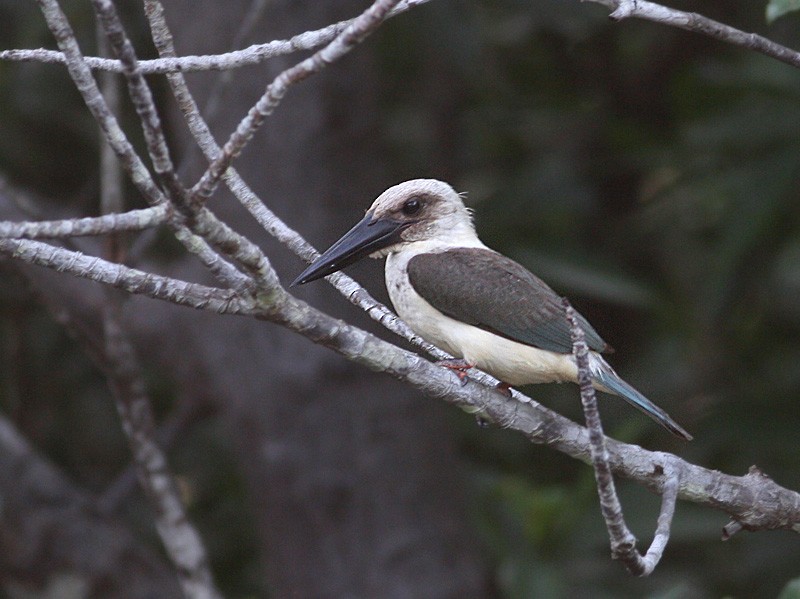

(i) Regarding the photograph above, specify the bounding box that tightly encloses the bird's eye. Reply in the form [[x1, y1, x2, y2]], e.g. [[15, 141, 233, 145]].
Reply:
[[402, 198, 422, 216]]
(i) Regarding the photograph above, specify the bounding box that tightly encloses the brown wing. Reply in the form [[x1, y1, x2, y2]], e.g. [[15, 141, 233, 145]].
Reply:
[[407, 248, 609, 354]]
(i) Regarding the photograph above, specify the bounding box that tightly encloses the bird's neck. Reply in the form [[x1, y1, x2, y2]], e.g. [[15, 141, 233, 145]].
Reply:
[[406, 227, 487, 253]]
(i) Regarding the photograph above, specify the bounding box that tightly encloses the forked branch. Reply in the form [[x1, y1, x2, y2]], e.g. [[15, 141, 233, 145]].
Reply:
[[565, 299, 680, 576]]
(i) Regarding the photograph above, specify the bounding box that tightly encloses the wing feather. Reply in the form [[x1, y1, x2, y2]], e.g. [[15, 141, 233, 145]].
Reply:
[[407, 248, 609, 354]]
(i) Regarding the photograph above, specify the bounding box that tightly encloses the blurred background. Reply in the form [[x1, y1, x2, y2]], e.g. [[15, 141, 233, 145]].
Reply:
[[1, 0, 799, 597]]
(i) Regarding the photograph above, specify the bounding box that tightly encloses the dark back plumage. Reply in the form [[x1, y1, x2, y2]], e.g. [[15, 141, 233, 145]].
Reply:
[[407, 248, 609, 355]]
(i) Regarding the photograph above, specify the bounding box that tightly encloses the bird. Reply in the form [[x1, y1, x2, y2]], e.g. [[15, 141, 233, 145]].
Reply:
[[292, 179, 692, 440]]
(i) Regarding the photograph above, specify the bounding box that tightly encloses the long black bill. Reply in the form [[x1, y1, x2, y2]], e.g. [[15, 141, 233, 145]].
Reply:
[[292, 212, 409, 286]]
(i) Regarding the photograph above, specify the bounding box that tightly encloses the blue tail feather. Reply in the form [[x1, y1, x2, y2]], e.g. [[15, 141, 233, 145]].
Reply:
[[592, 369, 692, 441]]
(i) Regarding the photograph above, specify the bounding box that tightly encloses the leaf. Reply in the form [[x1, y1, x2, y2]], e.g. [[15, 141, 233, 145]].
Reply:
[[766, 0, 800, 23]]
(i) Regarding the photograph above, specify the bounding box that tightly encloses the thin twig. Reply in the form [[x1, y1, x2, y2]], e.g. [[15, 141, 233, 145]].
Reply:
[[35, 0, 253, 293], [102, 300, 222, 599], [589, 0, 800, 69], [2, 0, 431, 74], [639, 459, 680, 572], [189, 0, 405, 203], [92, 0, 184, 195], [144, 0, 472, 374]]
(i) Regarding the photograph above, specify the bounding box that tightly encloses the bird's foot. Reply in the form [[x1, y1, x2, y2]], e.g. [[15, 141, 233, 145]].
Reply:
[[495, 382, 513, 398], [436, 358, 474, 386]]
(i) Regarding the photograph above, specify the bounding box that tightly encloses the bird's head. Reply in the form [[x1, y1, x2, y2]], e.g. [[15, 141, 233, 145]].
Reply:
[[292, 179, 477, 286]]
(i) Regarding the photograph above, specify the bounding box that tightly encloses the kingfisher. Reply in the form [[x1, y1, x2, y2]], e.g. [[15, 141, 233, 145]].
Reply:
[[293, 179, 691, 440]]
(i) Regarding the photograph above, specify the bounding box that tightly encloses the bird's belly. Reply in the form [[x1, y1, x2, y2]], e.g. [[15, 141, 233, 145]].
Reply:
[[439, 321, 579, 386]]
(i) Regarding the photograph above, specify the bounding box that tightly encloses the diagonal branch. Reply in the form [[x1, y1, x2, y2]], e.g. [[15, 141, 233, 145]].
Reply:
[[189, 0, 404, 203], [2, 232, 799, 538], [35, 0, 253, 293], [263, 291, 800, 537], [102, 298, 222, 599]]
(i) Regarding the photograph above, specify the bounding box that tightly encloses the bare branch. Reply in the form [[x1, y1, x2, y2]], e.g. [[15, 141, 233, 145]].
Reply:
[[265, 291, 800, 536], [145, 0, 456, 364], [566, 299, 643, 574], [97, 27, 124, 220], [566, 298, 681, 575], [35, 0, 254, 293], [35, 0, 166, 208], [92, 0, 182, 191], [0, 206, 168, 239], [589, 0, 800, 69], [2, 231, 799, 538], [3, 1, 431, 74], [0, 237, 255, 314], [641, 460, 680, 570], [190, 0, 405, 203], [102, 299, 222, 599]]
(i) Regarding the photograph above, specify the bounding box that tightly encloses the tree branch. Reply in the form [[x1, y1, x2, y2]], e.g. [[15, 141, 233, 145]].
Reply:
[[0, 206, 167, 239], [588, 0, 800, 69], [2, 228, 798, 540], [0, 238, 255, 315], [102, 299, 222, 599], [92, 0, 183, 196], [35, 0, 255, 293], [190, 0, 405, 203], [2, 0, 431, 74], [254, 289, 800, 536], [566, 299, 679, 576]]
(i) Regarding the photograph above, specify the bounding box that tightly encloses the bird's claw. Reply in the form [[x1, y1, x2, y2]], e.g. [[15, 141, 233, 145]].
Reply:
[[436, 358, 474, 386]]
